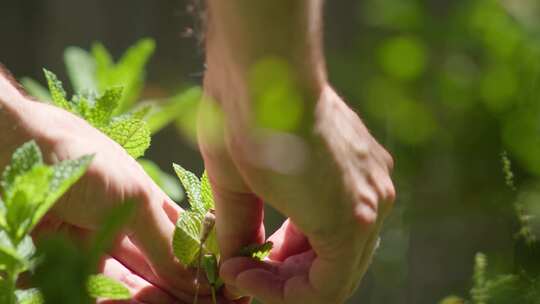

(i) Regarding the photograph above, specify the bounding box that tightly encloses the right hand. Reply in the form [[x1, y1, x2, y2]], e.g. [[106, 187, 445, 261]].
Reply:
[[199, 81, 395, 304]]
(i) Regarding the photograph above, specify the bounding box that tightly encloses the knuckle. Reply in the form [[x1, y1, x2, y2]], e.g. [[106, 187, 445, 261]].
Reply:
[[382, 149, 394, 171]]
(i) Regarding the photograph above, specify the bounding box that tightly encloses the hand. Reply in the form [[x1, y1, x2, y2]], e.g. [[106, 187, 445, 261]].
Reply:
[[1, 85, 230, 303], [199, 84, 395, 304]]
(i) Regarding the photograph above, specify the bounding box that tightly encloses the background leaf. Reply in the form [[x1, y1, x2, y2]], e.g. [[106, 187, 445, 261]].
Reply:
[[20, 77, 52, 102], [64, 47, 97, 92], [138, 159, 183, 202]]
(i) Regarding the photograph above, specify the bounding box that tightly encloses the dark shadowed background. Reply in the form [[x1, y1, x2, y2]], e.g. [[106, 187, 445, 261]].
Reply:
[[2, 0, 540, 303]]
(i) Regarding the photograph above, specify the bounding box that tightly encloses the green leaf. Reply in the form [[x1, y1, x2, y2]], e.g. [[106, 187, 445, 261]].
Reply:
[[92, 42, 113, 85], [0, 231, 24, 270], [87, 274, 131, 300], [1, 141, 43, 199], [173, 211, 203, 266], [64, 47, 97, 92], [128, 103, 153, 120], [173, 163, 205, 211], [16, 235, 36, 266], [89, 202, 135, 266], [138, 159, 183, 202], [205, 228, 220, 257], [112, 38, 155, 112], [43, 69, 71, 111], [201, 171, 215, 210], [94, 39, 155, 113], [146, 87, 202, 134], [31, 155, 94, 230], [20, 77, 52, 102], [238, 241, 273, 261], [202, 254, 219, 286], [104, 118, 151, 159], [88, 87, 122, 126], [32, 236, 91, 304], [6, 165, 52, 241], [16, 288, 44, 304]]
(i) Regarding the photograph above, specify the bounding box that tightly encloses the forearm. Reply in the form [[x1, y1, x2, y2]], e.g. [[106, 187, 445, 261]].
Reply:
[[205, 0, 327, 108]]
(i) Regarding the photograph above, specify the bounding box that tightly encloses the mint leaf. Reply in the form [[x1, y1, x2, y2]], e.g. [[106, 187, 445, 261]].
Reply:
[[32, 155, 94, 230], [6, 165, 52, 241], [146, 87, 202, 134], [173, 211, 204, 266], [238, 241, 273, 261], [92, 42, 113, 77], [16, 289, 44, 304], [173, 163, 205, 211], [64, 47, 97, 93], [128, 103, 153, 120], [43, 69, 71, 111], [202, 254, 219, 286], [20, 77, 52, 102], [87, 274, 131, 300], [0, 231, 24, 270], [88, 87, 122, 126], [200, 171, 215, 211], [93, 39, 155, 113], [104, 118, 150, 159], [1, 141, 43, 198]]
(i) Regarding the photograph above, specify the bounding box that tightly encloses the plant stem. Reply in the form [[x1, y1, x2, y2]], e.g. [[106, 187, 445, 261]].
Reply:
[[193, 245, 203, 304], [6, 269, 18, 304], [211, 286, 217, 304]]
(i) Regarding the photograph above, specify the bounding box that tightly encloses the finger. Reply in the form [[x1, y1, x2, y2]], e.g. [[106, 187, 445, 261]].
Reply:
[[145, 180, 183, 223], [221, 253, 317, 304], [110, 236, 228, 304], [126, 190, 212, 297], [308, 207, 375, 303], [348, 198, 392, 297], [97, 256, 178, 304], [198, 98, 265, 260], [268, 219, 310, 262]]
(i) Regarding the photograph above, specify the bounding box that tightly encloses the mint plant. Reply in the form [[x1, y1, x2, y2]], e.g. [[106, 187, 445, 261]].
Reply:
[[43, 69, 151, 159], [21, 39, 203, 202], [0, 141, 132, 303], [172, 164, 273, 304], [20, 39, 276, 304]]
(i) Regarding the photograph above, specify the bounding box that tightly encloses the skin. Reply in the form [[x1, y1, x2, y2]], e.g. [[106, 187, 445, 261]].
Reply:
[[201, 1, 395, 304], [1, 1, 394, 303], [0, 67, 237, 304]]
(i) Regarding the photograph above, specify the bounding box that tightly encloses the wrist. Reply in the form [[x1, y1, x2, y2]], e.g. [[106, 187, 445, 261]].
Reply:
[[205, 0, 327, 110]]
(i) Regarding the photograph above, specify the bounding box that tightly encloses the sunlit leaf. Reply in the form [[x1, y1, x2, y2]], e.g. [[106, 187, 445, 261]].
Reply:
[[104, 118, 150, 159], [43, 69, 71, 110], [173, 211, 203, 266]]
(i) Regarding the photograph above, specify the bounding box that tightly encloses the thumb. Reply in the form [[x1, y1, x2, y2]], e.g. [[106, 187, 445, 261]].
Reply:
[[200, 136, 265, 260], [198, 97, 265, 260]]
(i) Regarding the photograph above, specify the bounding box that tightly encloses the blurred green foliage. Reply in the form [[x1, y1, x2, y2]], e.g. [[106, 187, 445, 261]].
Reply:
[[327, 0, 540, 303], [3, 0, 540, 302]]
